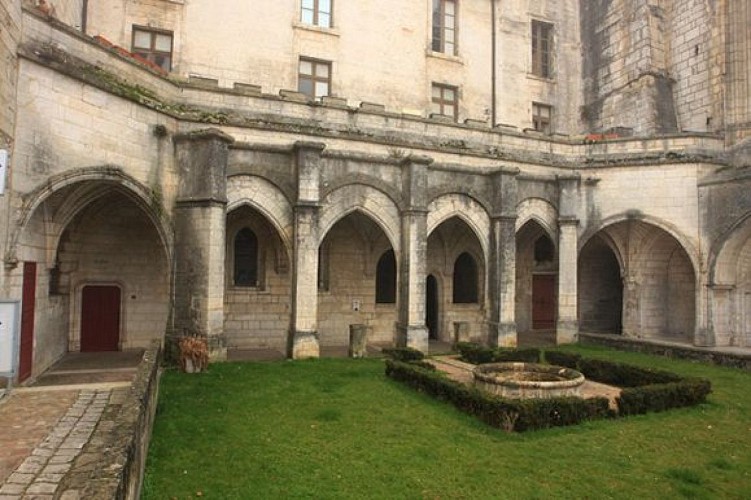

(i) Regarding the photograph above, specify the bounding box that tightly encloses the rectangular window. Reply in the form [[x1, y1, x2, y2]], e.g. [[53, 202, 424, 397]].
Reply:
[[131, 25, 173, 71], [298, 58, 331, 99], [432, 0, 457, 55], [301, 0, 332, 28], [431, 83, 458, 121], [532, 103, 553, 134], [531, 20, 553, 78]]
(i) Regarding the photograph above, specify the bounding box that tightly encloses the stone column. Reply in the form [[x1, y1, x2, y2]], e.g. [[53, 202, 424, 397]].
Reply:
[[488, 168, 519, 347], [396, 155, 432, 352], [622, 275, 640, 337], [556, 175, 580, 344], [172, 129, 234, 360], [288, 142, 324, 358]]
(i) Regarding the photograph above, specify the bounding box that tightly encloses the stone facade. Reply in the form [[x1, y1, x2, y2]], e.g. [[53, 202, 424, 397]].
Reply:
[[0, 1, 750, 378]]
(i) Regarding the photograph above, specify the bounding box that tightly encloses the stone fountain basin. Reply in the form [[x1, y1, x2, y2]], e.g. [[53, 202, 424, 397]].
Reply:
[[473, 362, 585, 399]]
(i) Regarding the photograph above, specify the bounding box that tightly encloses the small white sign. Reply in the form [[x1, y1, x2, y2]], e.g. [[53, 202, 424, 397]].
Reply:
[[0, 149, 7, 195], [0, 301, 20, 376]]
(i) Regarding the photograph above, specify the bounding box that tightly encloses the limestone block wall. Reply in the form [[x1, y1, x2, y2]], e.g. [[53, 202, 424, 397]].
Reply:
[[724, 0, 751, 143], [580, 0, 678, 135], [496, 0, 582, 134], [667, 0, 717, 133]]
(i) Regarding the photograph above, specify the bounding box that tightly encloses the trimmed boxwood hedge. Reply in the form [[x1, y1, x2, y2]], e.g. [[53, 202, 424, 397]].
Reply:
[[382, 347, 425, 362], [456, 342, 541, 364], [385, 359, 611, 432], [543, 350, 712, 416], [386, 349, 712, 430]]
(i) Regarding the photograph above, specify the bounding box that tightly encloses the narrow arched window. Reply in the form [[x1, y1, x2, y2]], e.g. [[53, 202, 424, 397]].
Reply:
[[534, 234, 555, 264], [234, 228, 258, 286], [453, 252, 478, 303], [376, 249, 396, 304]]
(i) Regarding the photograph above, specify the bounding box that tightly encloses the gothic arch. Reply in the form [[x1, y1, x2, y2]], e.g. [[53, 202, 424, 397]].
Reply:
[[9, 166, 172, 268], [226, 175, 294, 257], [427, 193, 491, 264], [516, 197, 559, 240], [317, 184, 401, 252], [579, 212, 701, 280]]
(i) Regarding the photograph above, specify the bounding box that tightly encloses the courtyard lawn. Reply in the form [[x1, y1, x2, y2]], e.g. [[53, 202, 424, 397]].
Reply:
[[142, 345, 751, 499]]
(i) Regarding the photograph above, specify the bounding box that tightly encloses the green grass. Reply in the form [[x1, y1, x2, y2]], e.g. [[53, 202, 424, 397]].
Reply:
[[142, 345, 751, 499]]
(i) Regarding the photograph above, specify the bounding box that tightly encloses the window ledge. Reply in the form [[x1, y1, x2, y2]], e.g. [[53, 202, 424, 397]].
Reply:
[[526, 73, 556, 84], [293, 22, 341, 37], [426, 50, 464, 65]]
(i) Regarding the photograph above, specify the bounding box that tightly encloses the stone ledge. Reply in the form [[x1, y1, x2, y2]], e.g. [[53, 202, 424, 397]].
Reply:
[[57, 339, 162, 499], [579, 332, 751, 371]]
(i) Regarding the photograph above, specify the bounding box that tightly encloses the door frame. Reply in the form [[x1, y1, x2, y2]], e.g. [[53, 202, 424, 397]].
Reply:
[[426, 274, 440, 340], [531, 272, 557, 330], [74, 281, 125, 352]]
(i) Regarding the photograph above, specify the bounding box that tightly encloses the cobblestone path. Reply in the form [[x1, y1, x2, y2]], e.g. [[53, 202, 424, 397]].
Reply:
[[0, 390, 110, 499]]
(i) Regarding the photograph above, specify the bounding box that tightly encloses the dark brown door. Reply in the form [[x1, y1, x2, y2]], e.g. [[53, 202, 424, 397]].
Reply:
[[81, 285, 121, 352], [19, 262, 36, 382], [532, 274, 556, 330]]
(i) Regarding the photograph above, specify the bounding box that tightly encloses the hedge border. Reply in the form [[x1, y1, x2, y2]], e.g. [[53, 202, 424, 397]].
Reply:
[[385, 348, 712, 431], [544, 350, 712, 416], [385, 360, 611, 432]]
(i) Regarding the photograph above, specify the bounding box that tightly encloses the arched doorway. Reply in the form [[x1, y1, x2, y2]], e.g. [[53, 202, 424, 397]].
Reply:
[[224, 205, 291, 351], [578, 234, 623, 334], [15, 178, 171, 375], [317, 211, 395, 347], [426, 216, 485, 343], [579, 220, 696, 342], [426, 274, 439, 340], [516, 220, 558, 335]]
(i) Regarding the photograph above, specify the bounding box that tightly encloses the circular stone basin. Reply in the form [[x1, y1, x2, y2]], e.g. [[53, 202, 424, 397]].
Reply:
[[473, 362, 585, 399]]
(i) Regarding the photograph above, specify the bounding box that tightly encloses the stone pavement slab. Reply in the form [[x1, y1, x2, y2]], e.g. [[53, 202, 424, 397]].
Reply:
[[0, 390, 78, 484]]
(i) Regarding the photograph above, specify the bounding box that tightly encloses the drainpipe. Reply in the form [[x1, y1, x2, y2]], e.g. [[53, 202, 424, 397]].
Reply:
[[491, 0, 497, 126], [81, 0, 88, 34]]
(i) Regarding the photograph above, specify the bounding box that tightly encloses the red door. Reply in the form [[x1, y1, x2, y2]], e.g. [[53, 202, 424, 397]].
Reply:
[[19, 262, 36, 382], [532, 274, 556, 330], [81, 285, 121, 352]]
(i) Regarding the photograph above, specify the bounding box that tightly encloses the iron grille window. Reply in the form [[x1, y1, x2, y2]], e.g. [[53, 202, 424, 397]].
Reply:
[[375, 250, 397, 304], [532, 102, 553, 134], [234, 228, 258, 287], [431, 83, 458, 121], [298, 58, 331, 99], [131, 25, 173, 71], [432, 0, 457, 55], [531, 20, 553, 78], [453, 252, 478, 303], [301, 0, 332, 28]]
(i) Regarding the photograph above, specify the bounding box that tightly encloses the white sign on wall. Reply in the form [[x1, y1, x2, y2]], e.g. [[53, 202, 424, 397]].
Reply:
[[0, 301, 20, 377], [0, 149, 7, 195]]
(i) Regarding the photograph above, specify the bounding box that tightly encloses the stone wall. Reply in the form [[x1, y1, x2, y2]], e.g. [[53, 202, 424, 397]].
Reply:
[[57, 340, 161, 499]]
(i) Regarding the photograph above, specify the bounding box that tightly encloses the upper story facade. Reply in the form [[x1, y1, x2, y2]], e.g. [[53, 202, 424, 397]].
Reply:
[[26, 0, 583, 135]]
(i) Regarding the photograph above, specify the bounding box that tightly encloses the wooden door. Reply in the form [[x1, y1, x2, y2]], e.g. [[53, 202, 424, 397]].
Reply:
[[532, 274, 556, 330], [19, 262, 36, 382], [81, 285, 121, 352]]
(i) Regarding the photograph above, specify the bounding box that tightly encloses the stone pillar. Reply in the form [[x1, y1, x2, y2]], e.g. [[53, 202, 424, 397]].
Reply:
[[556, 175, 580, 344], [622, 275, 640, 337], [488, 168, 519, 347], [396, 155, 432, 352], [288, 142, 324, 359], [172, 129, 234, 360]]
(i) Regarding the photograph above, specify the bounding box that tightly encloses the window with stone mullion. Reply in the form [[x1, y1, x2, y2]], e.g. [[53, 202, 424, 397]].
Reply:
[[432, 0, 457, 55], [301, 0, 332, 28]]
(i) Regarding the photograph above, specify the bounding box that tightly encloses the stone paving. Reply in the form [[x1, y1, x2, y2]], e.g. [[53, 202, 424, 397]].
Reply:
[[0, 389, 111, 499]]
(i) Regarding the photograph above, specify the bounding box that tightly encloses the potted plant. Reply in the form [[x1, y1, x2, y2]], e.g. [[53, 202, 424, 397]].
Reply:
[[178, 335, 209, 373]]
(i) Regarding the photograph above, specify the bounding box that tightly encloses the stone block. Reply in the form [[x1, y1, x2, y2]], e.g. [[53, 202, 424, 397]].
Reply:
[[291, 331, 320, 359], [348, 324, 370, 358]]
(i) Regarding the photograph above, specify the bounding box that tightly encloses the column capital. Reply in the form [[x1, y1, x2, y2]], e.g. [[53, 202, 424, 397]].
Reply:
[[558, 216, 579, 226]]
